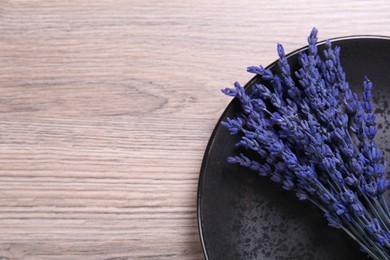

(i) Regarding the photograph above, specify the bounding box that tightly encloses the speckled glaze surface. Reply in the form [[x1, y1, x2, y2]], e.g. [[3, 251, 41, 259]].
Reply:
[[198, 37, 390, 260]]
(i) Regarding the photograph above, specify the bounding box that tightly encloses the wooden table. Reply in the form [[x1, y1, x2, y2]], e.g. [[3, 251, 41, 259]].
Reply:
[[0, 1, 389, 259]]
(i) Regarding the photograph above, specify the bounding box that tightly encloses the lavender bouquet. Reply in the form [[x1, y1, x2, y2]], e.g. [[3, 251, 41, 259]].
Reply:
[[221, 29, 390, 259]]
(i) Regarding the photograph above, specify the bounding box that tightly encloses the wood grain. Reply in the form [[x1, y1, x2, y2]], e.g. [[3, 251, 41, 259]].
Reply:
[[0, 0, 389, 259]]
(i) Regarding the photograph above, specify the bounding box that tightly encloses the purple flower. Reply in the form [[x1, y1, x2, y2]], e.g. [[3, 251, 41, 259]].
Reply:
[[351, 203, 364, 216], [325, 212, 342, 229], [377, 178, 389, 194], [341, 190, 355, 204]]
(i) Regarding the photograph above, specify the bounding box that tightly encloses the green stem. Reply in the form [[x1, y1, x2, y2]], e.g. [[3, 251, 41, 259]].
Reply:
[[379, 194, 390, 218], [361, 193, 390, 234], [355, 216, 390, 260], [342, 225, 382, 260], [309, 198, 386, 259]]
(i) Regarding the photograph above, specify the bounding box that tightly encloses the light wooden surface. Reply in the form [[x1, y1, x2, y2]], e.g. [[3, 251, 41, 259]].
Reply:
[[0, 0, 389, 259]]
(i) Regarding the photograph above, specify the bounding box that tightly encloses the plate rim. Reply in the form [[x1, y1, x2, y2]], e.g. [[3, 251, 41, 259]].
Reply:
[[197, 34, 390, 260]]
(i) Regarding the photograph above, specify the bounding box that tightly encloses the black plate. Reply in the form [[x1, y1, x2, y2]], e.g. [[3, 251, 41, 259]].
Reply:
[[198, 36, 390, 260]]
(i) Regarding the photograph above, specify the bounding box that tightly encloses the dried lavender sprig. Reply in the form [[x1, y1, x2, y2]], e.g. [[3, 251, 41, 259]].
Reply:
[[297, 31, 390, 240], [221, 28, 390, 259], [223, 85, 390, 258]]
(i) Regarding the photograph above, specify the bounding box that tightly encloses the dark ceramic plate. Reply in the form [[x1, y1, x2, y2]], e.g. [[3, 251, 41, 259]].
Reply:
[[198, 36, 390, 260]]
